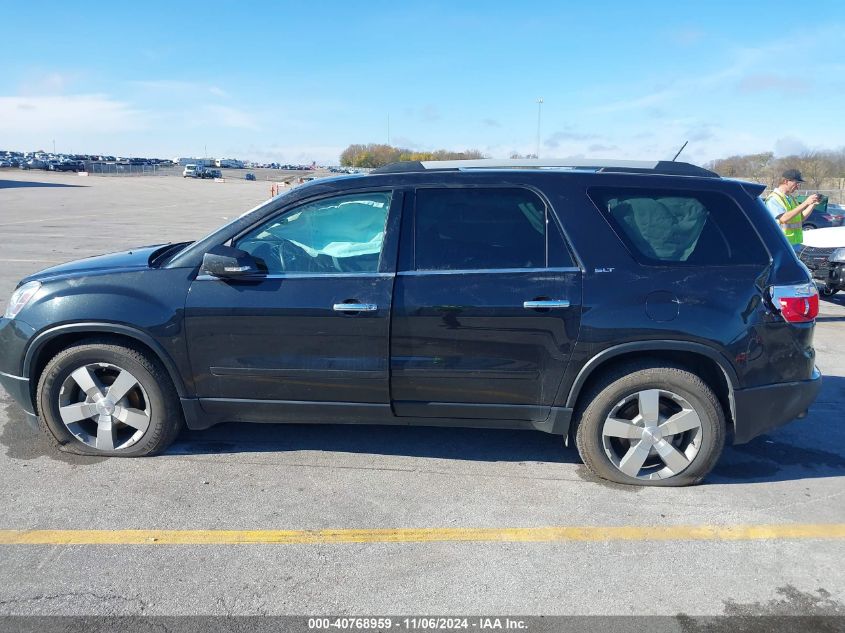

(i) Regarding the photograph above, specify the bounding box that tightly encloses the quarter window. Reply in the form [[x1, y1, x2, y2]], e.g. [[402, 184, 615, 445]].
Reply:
[[414, 188, 548, 270], [588, 187, 769, 265], [235, 192, 391, 274]]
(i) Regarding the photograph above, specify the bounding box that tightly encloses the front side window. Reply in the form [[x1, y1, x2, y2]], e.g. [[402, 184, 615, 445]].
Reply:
[[588, 187, 769, 265], [414, 187, 547, 270], [235, 192, 392, 274]]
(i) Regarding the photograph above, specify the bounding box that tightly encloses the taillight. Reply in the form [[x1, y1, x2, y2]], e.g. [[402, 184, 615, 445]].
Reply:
[[769, 283, 819, 323]]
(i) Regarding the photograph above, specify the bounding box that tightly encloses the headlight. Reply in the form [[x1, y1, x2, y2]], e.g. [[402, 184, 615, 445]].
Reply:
[[4, 281, 41, 319], [831, 248, 845, 264]]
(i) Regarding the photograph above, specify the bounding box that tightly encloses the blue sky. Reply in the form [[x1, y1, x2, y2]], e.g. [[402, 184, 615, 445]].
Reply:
[[1, 0, 843, 165]]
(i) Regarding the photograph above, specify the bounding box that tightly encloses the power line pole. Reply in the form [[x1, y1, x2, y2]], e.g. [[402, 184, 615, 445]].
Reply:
[[535, 98, 543, 159]]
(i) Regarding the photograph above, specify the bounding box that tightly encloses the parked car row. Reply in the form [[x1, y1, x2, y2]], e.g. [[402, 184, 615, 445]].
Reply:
[[798, 197, 845, 230], [15, 158, 85, 172], [2, 150, 349, 174], [0, 150, 176, 168], [182, 164, 222, 179]]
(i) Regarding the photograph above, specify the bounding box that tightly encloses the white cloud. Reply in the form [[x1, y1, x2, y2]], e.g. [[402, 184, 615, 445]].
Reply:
[[201, 105, 259, 130], [596, 88, 677, 113], [18, 72, 79, 96], [0, 95, 146, 134], [774, 137, 809, 157], [420, 104, 440, 122], [391, 136, 421, 149], [738, 73, 811, 94], [234, 143, 346, 164], [545, 130, 600, 148], [587, 143, 620, 154], [669, 27, 705, 46], [129, 80, 230, 99], [593, 41, 779, 114]]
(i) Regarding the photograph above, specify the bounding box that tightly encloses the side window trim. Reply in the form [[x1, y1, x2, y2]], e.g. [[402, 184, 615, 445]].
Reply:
[[398, 267, 580, 276], [196, 271, 394, 281]]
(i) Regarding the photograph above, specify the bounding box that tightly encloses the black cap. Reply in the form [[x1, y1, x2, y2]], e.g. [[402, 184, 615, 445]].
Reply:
[[782, 168, 805, 182]]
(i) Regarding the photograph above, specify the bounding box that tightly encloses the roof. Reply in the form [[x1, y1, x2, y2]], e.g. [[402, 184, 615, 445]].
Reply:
[[370, 158, 719, 178]]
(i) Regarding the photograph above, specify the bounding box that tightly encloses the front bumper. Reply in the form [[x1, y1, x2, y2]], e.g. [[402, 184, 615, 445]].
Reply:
[[0, 317, 38, 430], [829, 263, 845, 290], [0, 371, 38, 430], [732, 367, 822, 444]]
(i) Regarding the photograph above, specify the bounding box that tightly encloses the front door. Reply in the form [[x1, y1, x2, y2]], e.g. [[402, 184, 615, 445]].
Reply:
[[184, 190, 401, 422], [390, 186, 582, 422]]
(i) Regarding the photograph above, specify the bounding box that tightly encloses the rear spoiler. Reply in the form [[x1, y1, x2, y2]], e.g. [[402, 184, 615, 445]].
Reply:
[[732, 180, 767, 198]]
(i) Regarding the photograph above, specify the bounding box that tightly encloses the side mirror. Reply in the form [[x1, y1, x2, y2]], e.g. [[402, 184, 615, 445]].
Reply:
[[200, 245, 265, 278]]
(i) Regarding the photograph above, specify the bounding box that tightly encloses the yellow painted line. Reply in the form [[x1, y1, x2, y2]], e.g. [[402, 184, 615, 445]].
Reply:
[[0, 524, 843, 545]]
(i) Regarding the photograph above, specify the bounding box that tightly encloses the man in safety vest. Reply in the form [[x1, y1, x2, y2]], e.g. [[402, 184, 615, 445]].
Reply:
[[765, 169, 821, 246]]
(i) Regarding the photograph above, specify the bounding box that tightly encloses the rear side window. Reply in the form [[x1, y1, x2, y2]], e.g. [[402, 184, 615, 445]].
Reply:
[[414, 187, 552, 270], [588, 187, 769, 265]]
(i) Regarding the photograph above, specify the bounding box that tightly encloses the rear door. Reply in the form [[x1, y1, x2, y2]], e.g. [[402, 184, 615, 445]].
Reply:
[[390, 185, 582, 421]]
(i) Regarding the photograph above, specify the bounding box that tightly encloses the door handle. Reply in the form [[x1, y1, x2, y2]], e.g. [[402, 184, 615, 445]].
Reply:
[[523, 300, 570, 309], [333, 303, 378, 312]]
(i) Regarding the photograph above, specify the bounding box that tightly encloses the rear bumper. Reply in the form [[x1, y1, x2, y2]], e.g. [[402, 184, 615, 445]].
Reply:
[[732, 367, 822, 444]]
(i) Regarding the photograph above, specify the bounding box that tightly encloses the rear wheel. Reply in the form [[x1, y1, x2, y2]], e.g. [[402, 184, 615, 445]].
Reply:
[[575, 363, 725, 486], [37, 340, 183, 456]]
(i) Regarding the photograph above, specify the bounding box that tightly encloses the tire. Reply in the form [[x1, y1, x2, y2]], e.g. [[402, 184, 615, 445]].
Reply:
[[575, 362, 726, 487], [820, 286, 839, 297], [36, 339, 183, 456], [803, 224, 816, 230]]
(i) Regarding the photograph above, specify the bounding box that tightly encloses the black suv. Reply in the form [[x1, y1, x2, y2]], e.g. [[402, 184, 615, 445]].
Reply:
[[49, 160, 85, 172], [0, 159, 822, 486]]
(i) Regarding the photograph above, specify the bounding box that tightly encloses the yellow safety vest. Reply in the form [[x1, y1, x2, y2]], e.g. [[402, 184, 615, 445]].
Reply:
[[767, 190, 803, 245]]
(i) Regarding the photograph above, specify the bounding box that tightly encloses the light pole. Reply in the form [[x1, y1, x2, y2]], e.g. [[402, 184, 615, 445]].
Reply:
[[535, 98, 543, 159]]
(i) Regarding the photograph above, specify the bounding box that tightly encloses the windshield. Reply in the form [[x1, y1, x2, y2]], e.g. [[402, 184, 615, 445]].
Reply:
[[168, 188, 299, 267]]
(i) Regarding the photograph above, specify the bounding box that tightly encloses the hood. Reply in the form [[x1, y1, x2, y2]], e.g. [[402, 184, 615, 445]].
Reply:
[[801, 227, 845, 249], [22, 244, 169, 284]]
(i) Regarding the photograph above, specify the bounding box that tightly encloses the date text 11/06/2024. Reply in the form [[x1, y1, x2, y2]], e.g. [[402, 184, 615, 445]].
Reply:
[[307, 617, 528, 630]]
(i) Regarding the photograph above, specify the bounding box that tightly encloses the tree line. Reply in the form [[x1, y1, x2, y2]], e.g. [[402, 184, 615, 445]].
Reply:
[[706, 150, 845, 189], [339, 143, 845, 190], [339, 144, 486, 168]]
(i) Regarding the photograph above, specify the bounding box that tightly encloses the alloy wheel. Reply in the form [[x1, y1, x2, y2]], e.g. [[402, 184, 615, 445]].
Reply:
[[57, 362, 151, 451], [601, 389, 703, 481]]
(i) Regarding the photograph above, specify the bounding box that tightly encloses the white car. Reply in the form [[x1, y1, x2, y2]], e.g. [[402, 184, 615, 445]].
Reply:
[[182, 164, 199, 178], [798, 227, 845, 297]]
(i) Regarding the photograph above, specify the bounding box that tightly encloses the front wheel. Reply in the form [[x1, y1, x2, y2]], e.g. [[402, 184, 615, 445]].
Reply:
[[37, 340, 183, 456], [820, 286, 839, 297], [575, 363, 726, 486]]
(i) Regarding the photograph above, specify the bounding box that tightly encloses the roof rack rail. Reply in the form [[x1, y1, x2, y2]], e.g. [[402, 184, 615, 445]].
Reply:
[[370, 158, 719, 178]]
